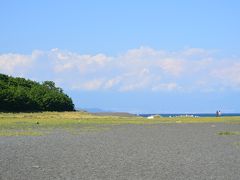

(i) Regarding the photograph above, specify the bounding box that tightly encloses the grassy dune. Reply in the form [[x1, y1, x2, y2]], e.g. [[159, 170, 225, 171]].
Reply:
[[0, 112, 240, 136]]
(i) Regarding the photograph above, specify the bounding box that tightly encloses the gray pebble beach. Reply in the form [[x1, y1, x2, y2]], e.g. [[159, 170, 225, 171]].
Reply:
[[0, 123, 240, 180]]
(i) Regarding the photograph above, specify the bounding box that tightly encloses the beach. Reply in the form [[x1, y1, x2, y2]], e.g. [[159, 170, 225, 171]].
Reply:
[[1, 123, 240, 180]]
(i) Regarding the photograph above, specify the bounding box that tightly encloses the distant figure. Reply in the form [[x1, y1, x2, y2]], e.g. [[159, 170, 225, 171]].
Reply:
[[216, 110, 221, 117]]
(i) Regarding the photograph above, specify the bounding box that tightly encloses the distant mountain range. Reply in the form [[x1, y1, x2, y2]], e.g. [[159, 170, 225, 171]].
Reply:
[[76, 107, 136, 117]]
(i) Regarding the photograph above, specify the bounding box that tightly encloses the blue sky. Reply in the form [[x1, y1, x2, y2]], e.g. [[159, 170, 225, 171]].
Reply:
[[1, 0, 240, 113]]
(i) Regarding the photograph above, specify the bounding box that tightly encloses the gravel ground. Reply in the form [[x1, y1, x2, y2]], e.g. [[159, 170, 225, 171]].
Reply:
[[0, 123, 240, 180]]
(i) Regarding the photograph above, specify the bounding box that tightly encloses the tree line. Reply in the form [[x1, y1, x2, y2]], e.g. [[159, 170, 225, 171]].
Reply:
[[0, 73, 74, 112]]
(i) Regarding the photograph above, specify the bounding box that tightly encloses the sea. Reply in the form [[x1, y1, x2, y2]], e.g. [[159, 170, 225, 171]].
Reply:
[[138, 113, 240, 118]]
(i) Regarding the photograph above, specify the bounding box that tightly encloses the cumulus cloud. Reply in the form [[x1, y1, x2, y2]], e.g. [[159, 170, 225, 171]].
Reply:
[[50, 49, 111, 74], [0, 54, 29, 73], [104, 77, 122, 89], [211, 61, 240, 89], [156, 58, 185, 76], [0, 50, 42, 75], [0, 47, 240, 92], [72, 79, 104, 90]]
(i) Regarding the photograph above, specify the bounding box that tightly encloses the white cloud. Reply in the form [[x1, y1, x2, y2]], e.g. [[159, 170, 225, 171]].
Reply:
[[0, 51, 42, 75], [104, 77, 122, 89], [211, 62, 240, 89], [72, 79, 104, 90], [156, 58, 185, 76], [1, 47, 240, 92], [152, 83, 181, 91], [0, 54, 32, 74], [50, 49, 111, 74]]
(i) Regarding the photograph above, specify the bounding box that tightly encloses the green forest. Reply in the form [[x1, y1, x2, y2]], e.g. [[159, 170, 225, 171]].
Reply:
[[0, 73, 74, 112]]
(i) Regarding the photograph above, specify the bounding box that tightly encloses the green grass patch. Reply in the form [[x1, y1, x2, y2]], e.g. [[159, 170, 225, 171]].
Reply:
[[218, 131, 240, 136]]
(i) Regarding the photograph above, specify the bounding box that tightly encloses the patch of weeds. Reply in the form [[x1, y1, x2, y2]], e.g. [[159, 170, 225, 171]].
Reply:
[[218, 131, 240, 136]]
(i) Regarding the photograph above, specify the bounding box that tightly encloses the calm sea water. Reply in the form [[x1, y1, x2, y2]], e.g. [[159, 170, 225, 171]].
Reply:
[[138, 113, 240, 117]]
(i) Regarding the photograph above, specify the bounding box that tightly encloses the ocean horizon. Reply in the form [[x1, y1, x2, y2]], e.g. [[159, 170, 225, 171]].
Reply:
[[138, 113, 240, 117]]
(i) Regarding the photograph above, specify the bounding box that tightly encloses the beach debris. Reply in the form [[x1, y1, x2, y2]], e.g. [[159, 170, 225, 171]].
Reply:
[[147, 115, 161, 119]]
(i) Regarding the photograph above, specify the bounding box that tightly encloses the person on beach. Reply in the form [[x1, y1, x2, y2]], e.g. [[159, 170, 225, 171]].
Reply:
[[218, 110, 221, 117], [216, 110, 221, 117]]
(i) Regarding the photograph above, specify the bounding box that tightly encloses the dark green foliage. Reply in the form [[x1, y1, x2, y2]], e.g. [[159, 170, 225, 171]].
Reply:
[[0, 73, 74, 112]]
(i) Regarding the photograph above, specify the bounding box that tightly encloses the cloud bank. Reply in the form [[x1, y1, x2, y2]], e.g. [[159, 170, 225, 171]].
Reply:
[[1, 47, 239, 92]]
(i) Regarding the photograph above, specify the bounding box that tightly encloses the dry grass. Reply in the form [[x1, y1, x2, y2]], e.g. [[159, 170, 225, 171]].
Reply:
[[0, 112, 240, 136]]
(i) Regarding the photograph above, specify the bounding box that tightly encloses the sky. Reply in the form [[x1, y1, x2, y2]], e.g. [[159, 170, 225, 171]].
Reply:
[[0, 0, 240, 113]]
